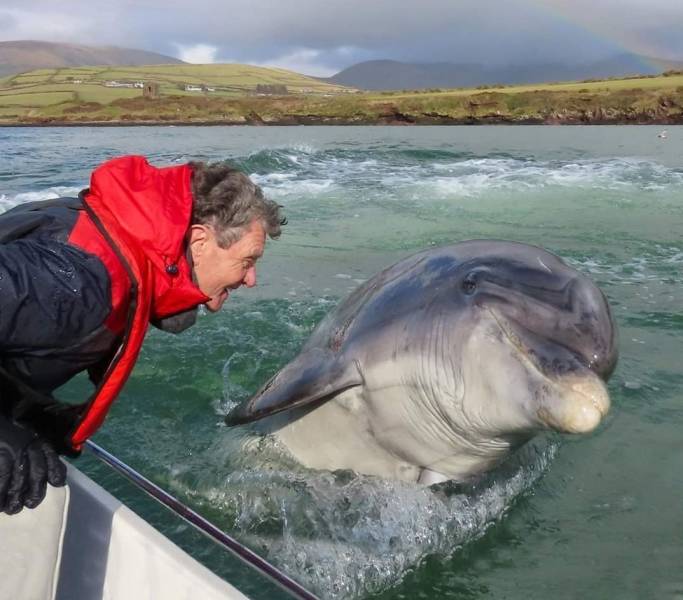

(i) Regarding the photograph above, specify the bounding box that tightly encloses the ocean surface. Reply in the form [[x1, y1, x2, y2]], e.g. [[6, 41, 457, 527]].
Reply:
[[2, 125, 682, 599]]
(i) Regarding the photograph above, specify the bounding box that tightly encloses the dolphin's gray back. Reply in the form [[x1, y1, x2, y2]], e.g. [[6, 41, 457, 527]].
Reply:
[[303, 247, 462, 353]]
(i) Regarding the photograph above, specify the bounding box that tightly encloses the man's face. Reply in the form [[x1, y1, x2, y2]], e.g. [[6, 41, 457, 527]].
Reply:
[[189, 219, 266, 312]]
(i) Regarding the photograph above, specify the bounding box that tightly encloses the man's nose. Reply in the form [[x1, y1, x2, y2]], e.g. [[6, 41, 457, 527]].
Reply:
[[244, 266, 257, 288]]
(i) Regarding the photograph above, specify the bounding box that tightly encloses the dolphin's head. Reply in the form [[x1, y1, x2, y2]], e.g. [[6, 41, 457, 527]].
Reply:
[[435, 241, 617, 440], [343, 240, 619, 482]]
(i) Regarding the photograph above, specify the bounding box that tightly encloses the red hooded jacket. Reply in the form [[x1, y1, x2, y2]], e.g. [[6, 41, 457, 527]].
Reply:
[[68, 156, 210, 448], [0, 156, 209, 451]]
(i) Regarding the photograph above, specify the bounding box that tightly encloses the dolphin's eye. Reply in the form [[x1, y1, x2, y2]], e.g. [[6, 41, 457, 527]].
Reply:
[[462, 273, 477, 295]]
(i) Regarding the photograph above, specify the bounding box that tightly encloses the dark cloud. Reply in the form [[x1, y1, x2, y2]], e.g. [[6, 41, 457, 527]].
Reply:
[[1, 0, 681, 75]]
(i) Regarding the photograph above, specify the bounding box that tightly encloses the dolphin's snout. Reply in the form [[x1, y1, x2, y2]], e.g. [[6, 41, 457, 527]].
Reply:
[[566, 277, 618, 382], [537, 374, 611, 434], [492, 268, 617, 436]]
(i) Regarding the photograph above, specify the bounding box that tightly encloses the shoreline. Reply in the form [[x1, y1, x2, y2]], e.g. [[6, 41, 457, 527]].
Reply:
[[2, 116, 682, 127], [3, 85, 682, 128]]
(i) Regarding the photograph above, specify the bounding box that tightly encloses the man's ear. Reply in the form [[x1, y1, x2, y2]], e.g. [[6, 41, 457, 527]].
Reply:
[[188, 224, 211, 262]]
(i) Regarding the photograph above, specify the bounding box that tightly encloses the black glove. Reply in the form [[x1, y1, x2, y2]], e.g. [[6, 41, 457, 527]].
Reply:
[[0, 415, 66, 515]]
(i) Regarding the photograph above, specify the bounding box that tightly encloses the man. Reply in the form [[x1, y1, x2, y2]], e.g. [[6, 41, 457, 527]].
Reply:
[[0, 155, 284, 515]]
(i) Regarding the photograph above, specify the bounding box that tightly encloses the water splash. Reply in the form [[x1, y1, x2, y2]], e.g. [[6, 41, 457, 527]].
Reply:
[[169, 436, 557, 599]]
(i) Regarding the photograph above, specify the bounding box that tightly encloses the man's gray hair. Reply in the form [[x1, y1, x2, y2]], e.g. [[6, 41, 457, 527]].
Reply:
[[190, 161, 285, 247]]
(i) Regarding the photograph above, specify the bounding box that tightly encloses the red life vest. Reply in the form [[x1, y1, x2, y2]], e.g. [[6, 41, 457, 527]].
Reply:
[[66, 156, 209, 449]]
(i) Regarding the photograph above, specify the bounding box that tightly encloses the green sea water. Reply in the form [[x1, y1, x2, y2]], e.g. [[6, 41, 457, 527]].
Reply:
[[2, 125, 682, 599]]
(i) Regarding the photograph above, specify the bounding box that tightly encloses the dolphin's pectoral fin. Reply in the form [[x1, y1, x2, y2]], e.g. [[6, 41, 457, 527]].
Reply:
[[225, 350, 362, 425]]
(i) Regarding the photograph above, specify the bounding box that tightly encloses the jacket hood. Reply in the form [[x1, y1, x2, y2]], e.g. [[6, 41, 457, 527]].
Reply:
[[85, 155, 209, 319]]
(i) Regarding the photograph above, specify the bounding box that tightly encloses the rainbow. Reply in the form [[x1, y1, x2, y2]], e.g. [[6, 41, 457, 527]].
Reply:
[[527, 0, 679, 70]]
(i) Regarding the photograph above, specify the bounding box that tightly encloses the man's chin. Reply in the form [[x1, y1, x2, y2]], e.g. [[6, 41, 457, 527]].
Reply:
[[205, 294, 228, 312]]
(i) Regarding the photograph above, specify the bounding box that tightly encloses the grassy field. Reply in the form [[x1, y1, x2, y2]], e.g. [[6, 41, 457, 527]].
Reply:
[[0, 63, 350, 97], [1, 64, 682, 125], [371, 73, 683, 99]]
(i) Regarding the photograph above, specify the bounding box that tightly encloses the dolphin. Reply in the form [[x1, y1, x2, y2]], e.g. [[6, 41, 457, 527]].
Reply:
[[226, 241, 618, 485]]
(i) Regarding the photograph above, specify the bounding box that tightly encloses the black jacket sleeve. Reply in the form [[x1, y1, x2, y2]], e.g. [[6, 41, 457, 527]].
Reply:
[[0, 200, 115, 457], [0, 236, 112, 355]]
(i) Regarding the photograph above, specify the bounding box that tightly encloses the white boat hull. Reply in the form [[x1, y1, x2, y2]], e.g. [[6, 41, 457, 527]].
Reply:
[[0, 464, 249, 600]]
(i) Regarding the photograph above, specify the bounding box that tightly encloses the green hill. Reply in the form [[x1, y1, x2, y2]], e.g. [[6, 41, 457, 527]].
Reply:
[[0, 63, 353, 116], [0, 65, 681, 126]]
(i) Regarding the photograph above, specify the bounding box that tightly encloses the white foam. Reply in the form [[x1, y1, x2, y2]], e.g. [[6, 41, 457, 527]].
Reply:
[[665, 252, 683, 264], [248, 151, 683, 201], [261, 178, 336, 198], [250, 172, 296, 183], [0, 186, 82, 212], [402, 157, 683, 198]]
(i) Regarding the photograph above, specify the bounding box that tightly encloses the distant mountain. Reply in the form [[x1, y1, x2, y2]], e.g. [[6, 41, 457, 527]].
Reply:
[[326, 54, 678, 91], [0, 40, 184, 77], [645, 56, 683, 73]]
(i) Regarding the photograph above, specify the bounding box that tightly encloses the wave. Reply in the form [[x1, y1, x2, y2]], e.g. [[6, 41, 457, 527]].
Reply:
[[388, 157, 683, 198], [5, 149, 681, 210], [226, 147, 683, 201], [0, 186, 82, 213]]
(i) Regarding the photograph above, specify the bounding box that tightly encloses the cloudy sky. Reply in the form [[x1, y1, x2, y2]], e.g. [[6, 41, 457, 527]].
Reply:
[[1, 0, 682, 76]]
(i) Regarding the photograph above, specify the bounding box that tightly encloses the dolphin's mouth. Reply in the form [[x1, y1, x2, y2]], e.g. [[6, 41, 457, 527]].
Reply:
[[488, 308, 610, 434]]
